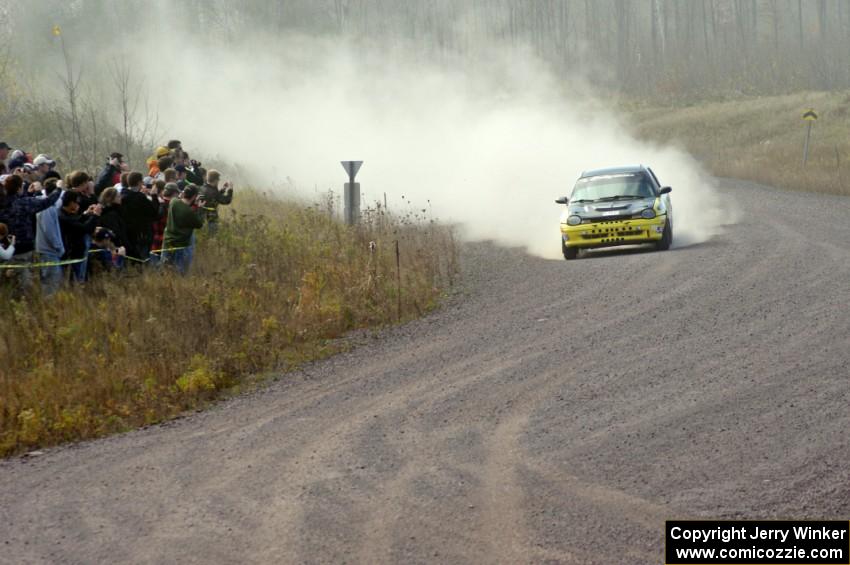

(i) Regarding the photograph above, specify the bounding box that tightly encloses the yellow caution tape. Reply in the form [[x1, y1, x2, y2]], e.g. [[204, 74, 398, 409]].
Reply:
[[152, 246, 190, 254], [1, 245, 193, 269], [0, 257, 86, 269]]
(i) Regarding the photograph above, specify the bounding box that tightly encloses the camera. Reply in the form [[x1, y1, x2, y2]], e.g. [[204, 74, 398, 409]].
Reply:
[[94, 228, 115, 241]]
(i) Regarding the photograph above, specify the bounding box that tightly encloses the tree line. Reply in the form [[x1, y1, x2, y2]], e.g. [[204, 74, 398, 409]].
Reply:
[[3, 1, 848, 99]]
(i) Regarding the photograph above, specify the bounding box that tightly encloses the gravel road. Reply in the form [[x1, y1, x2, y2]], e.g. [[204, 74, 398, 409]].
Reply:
[[2, 179, 849, 564]]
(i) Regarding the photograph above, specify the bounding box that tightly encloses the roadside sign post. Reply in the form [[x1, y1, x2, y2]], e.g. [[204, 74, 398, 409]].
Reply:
[[340, 160, 363, 225], [802, 109, 818, 167]]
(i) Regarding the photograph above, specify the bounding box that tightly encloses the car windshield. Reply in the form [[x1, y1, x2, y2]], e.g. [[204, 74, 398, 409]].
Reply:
[[571, 173, 655, 202]]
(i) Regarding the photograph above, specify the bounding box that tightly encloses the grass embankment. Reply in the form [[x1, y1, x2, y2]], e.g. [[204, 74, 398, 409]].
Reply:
[[625, 90, 850, 195], [0, 191, 457, 456]]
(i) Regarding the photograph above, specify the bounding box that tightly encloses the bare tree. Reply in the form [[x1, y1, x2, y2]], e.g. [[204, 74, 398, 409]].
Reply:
[[56, 31, 85, 166], [108, 57, 160, 169]]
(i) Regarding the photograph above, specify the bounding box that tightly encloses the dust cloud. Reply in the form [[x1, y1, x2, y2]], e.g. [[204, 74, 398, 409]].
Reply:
[[132, 33, 727, 258]]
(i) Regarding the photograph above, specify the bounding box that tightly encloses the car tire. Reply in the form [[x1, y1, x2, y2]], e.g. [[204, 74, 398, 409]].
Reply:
[[562, 241, 579, 260], [655, 220, 673, 251]]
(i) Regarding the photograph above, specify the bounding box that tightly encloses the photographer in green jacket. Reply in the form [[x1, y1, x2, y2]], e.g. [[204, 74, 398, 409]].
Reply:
[[162, 184, 205, 275]]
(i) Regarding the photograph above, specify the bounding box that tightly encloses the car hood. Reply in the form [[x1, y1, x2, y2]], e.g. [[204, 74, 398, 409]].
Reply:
[[561, 197, 656, 223]]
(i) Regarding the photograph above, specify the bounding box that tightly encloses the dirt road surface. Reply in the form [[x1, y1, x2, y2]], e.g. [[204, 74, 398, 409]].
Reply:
[[2, 179, 849, 564]]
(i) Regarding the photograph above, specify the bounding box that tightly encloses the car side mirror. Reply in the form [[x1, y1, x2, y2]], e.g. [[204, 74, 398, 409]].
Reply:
[[659, 186, 672, 195], [555, 196, 569, 204]]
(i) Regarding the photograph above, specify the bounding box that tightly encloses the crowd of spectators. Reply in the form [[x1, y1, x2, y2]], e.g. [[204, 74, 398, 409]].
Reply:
[[0, 139, 234, 293]]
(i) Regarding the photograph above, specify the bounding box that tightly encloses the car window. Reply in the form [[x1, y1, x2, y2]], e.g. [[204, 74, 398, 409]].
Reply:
[[572, 173, 654, 201]]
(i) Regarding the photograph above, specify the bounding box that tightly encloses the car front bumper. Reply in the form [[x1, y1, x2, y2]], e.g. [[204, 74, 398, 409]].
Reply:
[[560, 216, 667, 249]]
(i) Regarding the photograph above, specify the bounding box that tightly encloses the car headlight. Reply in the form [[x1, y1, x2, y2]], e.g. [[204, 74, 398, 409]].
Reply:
[[639, 208, 656, 219], [567, 215, 582, 226]]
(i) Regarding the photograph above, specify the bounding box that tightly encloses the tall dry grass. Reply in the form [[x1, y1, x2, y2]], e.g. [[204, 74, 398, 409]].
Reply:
[[0, 190, 457, 456], [625, 90, 850, 195]]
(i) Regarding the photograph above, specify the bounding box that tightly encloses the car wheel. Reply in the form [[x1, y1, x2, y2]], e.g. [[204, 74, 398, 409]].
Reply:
[[655, 220, 673, 251], [562, 241, 579, 260]]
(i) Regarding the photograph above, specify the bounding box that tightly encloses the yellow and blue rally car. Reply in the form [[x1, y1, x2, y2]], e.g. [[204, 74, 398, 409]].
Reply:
[[556, 165, 673, 260]]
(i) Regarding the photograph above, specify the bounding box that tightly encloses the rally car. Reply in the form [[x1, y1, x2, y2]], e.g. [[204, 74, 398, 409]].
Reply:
[[555, 165, 673, 260]]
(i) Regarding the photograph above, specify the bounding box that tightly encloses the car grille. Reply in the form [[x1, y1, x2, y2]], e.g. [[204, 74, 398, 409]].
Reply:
[[581, 227, 645, 240], [586, 216, 633, 224]]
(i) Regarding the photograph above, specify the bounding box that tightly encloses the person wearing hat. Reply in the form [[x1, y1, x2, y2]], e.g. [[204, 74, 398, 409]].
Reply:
[[33, 154, 56, 180], [7, 149, 28, 172], [21, 164, 41, 188], [146, 146, 171, 177]]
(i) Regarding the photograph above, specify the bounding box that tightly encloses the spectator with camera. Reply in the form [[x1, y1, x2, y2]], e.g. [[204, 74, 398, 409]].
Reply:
[[64, 170, 97, 281], [97, 187, 129, 269], [89, 226, 125, 274], [1, 173, 62, 288], [34, 178, 66, 294], [94, 152, 125, 196], [162, 184, 205, 275], [59, 191, 101, 280], [2, 174, 62, 256], [199, 170, 233, 234], [69, 170, 98, 210], [184, 154, 205, 186]]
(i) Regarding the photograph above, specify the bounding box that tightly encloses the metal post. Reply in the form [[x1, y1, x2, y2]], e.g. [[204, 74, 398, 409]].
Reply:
[[340, 161, 363, 225], [803, 121, 813, 167], [835, 146, 841, 183], [344, 182, 360, 225], [395, 240, 401, 321]]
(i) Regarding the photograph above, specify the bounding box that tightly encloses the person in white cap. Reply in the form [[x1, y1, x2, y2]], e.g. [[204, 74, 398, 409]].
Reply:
[[32, 154, 56, 179]]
